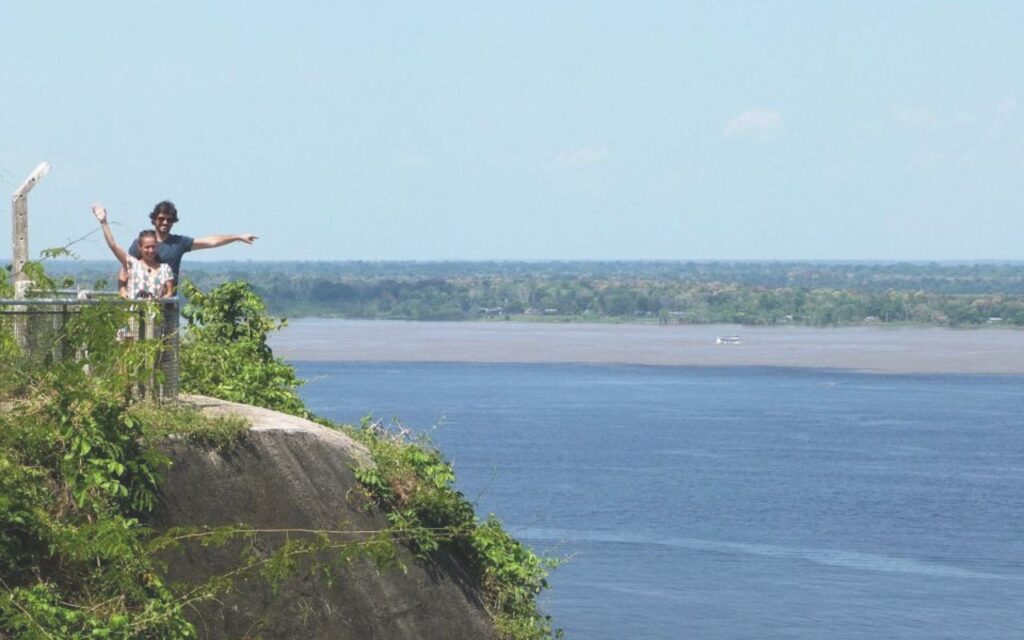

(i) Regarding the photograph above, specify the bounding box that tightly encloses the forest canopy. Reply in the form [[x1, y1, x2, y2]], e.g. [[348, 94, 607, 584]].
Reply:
[[37, 260, 1024, 327]]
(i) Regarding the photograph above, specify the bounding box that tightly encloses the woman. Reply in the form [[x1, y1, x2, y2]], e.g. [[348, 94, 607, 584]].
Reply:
[[92, 203, 174, 299]]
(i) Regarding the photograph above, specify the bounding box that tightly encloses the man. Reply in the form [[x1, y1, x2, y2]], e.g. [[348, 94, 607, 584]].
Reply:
[[121, 200, 258, 292]]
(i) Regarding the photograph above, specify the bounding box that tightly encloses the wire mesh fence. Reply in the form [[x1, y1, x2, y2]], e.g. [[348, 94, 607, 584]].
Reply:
[[0, 296, 179, 411]]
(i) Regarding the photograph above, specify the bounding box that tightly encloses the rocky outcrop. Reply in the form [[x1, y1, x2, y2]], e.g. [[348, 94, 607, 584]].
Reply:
[[151, 395, 498, 640]]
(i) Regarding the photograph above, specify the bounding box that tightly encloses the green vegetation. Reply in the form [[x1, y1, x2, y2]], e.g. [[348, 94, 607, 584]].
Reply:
[[45, 260, 1024, 326], [239, 261, 1024, 326], [349, 419, 559, 638], [2, 265, 559, 639], [0, 304, 201, 638], [179, 280, 309, 417], [127, 402, 249, 451]]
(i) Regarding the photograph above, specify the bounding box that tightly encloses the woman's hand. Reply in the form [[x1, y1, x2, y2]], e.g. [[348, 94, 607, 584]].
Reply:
[[92, 203, 108, 224], [93, 203, 127, 265]]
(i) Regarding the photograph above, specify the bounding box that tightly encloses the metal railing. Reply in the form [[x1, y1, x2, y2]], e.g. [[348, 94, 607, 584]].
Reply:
[[1, 295, 179, 411]]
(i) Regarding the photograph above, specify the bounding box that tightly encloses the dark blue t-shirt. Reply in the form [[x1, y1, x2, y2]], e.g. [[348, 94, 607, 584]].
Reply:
[[128, 234, 194, 280]]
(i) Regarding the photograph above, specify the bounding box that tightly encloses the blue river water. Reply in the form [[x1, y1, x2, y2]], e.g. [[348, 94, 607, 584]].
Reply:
[[292, 362, 1024, 639]]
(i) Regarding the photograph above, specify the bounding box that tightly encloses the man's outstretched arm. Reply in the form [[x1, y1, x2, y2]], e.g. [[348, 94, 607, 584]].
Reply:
[[192, 234, 258, 250]]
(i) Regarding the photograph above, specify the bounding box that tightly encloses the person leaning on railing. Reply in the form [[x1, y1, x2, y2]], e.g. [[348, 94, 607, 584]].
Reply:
[[92, 203, 174, 300]]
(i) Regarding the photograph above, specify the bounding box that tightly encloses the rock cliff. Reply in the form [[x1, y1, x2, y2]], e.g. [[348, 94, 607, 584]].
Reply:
[[151, 395, 499, 640]]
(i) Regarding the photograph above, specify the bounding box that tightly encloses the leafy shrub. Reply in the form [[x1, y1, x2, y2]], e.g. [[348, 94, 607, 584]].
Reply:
[[179, 280, 309, 417], [0, 364, 194, 638]]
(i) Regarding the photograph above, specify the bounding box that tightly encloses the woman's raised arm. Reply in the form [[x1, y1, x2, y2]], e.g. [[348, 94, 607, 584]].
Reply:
[[92, 203, 128, 266]]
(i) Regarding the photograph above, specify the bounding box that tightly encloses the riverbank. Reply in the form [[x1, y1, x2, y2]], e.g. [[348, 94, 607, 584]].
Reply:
[[269, 319, 1024, 374]]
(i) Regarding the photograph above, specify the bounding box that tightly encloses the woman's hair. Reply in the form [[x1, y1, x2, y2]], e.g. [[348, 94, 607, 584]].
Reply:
[[149, 200, 178, 223], [138, 229, 159, 244]]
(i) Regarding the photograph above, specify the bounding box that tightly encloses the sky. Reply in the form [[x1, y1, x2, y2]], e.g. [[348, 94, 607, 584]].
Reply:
[[2, 1, 1022, 262]]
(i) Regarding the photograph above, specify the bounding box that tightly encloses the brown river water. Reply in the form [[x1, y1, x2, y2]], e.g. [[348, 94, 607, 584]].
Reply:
[[268, 319, 1024, 374]]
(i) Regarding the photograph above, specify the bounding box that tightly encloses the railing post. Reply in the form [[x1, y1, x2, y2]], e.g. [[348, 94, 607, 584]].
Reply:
[[152, 299, 178, 402], [53, 302, 68, 362]]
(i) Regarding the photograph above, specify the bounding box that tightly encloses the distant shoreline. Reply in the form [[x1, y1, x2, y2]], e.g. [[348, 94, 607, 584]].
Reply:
[[269, 319, 1024, 375]]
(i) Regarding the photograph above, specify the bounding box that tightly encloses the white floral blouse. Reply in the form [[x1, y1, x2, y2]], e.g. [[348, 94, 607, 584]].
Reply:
[[125, 256, 174, 299]]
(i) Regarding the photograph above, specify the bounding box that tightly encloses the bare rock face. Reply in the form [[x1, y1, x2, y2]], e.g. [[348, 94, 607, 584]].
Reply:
[[151, 396, 498, 640]]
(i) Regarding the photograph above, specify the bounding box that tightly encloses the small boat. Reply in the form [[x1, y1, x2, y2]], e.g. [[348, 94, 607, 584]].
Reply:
[[716, 336, 742, 345]]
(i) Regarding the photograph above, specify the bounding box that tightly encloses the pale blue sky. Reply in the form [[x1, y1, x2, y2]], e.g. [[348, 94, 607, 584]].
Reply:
[[2, 1, 1022, 261]]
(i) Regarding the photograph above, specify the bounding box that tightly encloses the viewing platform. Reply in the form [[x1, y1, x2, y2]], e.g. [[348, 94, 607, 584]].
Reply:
[[0, 293, 180, 410]]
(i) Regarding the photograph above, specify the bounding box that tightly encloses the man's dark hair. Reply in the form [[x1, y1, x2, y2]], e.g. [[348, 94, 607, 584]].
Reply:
[[149, 200, 178, 223]]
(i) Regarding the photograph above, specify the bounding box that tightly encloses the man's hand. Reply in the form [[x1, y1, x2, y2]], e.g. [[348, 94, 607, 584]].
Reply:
[[92, 203, 108, 224], [238, 234, 258, 244]]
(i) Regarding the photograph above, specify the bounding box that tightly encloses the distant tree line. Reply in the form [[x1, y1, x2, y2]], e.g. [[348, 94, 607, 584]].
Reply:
[[244, 277, 1024, 326], [37, 260, 1024, 327]]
